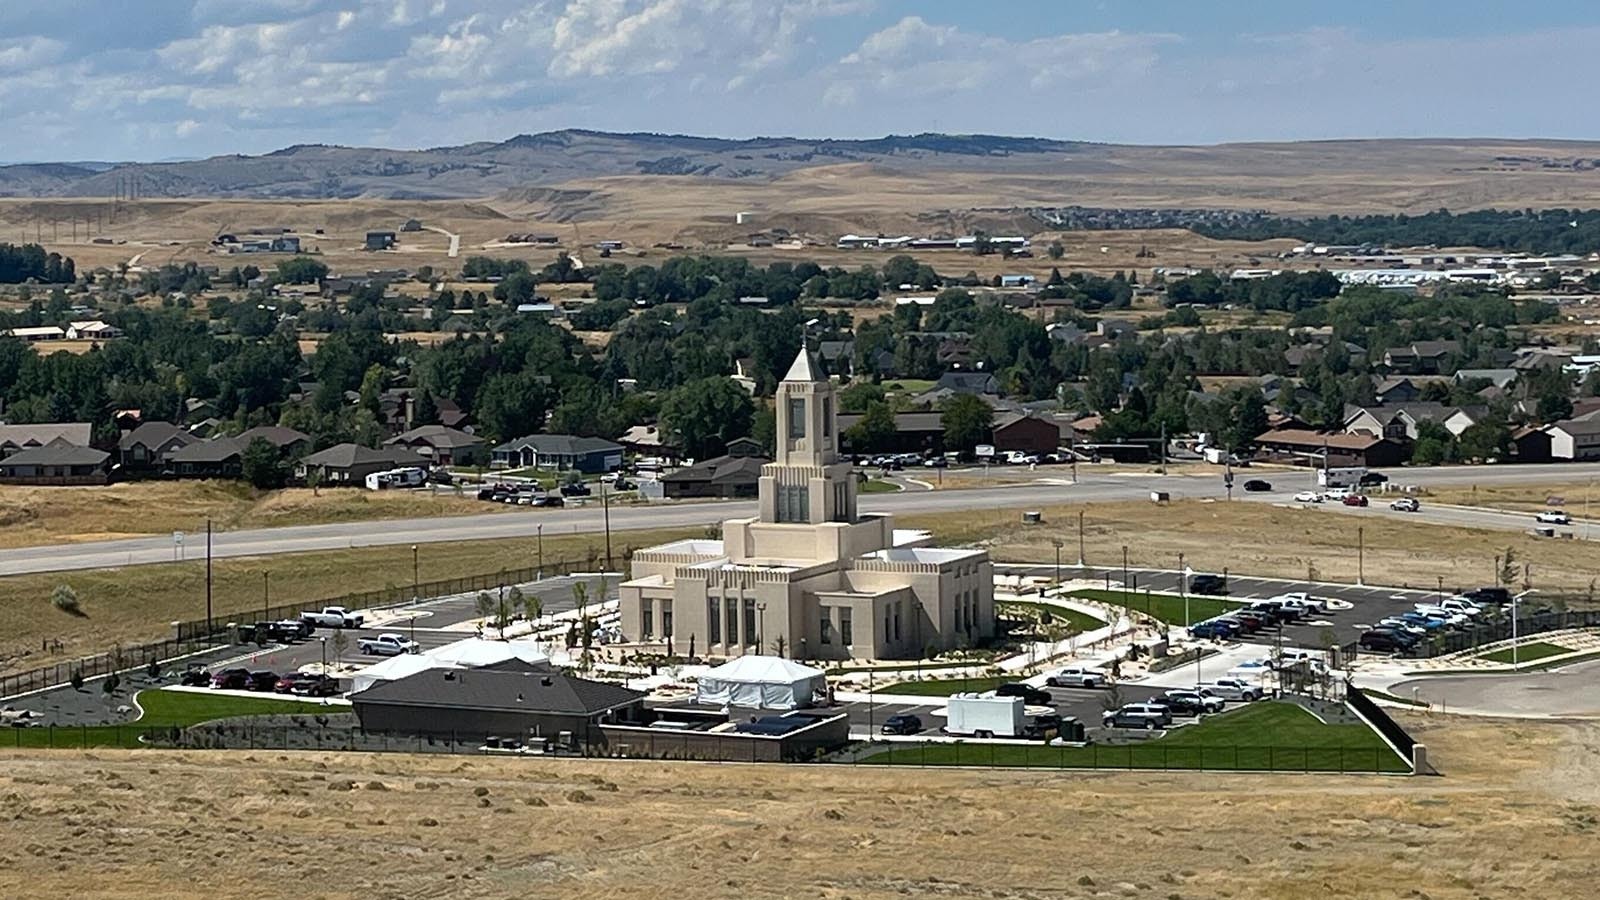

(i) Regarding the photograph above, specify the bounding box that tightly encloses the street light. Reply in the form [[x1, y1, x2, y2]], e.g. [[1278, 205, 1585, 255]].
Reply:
[[1356, 526, 1365, 587], [1122, 545, 1129, 590], [263, 570, 270, 620], [411, 544, 419, 605], [756, 602, 767, 651], [537, 523, 544, 577], [1510, 589, 1538, 670], [1178, 552, 1189, 628], [1077, 510, 1085, 567], [1051, 539, 1064, 587], [318, 636, 327, 675]]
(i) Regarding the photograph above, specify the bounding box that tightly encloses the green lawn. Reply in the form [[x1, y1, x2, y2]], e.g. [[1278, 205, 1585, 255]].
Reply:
[[858, 479, 902, 493], [998, 600, 1107, 635], [881, 379, 936, 394], [1069, 588, 1235, 626], [876, 675, 1013, 697], [859, 701, 1409, 773], [1476, 641, 1572, 664], [3, 689, 330, 749]]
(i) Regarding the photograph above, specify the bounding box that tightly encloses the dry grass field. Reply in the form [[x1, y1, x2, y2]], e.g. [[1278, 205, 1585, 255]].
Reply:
[[0, 482, 501, 548], [0, 713, 1592, 898], [1424, 481, 1600, 516], [904, 499, 1600, 597]]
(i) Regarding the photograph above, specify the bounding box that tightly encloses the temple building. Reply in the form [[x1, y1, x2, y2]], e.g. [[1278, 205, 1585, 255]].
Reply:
[[618, 348, 993, 662]]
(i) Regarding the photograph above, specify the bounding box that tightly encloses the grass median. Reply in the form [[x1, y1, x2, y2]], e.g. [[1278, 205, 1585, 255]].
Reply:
[[859, 701, 1408, 773], [996, 600, 1106, 634], [1067, 588, 1234, 626], [1475, 641, 1576, 664]]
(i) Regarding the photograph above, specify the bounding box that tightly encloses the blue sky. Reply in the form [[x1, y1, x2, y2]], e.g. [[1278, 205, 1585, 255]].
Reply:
[[0, 0, 1594, 161]]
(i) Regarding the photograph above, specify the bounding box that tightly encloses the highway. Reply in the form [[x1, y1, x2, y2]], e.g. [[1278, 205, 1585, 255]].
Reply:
[[4, 461, 1599, 577]]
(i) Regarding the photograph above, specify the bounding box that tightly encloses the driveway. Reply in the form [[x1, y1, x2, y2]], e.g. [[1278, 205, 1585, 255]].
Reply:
[[1390, 659, 1600, 718]]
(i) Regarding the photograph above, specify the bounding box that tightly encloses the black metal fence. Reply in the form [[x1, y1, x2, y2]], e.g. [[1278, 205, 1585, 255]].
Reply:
[[0, 557, 605, 701], [1345, 685, 1416, 763], [1414, 608, 1600, 658], [0, 635, 225, 700], [858, 740, 1407, 774]]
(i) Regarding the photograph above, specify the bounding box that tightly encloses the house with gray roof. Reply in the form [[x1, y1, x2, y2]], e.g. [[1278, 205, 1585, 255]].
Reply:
[[490, 434, 622, 473], [168, 436, 245, 478], [660, 440, 768, 499], [295, 443, 424, 486], [118, 421, 196, 473], [0, 423, 92, 459], [386, 425, 485, 466], [0, 441, 110, 485]]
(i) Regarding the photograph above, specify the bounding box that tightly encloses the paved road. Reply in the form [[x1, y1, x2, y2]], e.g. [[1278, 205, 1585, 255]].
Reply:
[[6, 461, 1600, 576], [1391, 659, 1600, 717]]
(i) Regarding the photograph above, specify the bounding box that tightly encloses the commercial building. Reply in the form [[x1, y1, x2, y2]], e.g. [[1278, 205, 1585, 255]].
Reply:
[[619, 348, 994, 663]]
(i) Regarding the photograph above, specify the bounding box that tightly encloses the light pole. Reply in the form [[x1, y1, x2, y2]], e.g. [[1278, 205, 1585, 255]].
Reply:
[[1356, 526, 1365, 587], [205, 517, 213, 634], [537, 523, 544, 577], [1178, 552, 1189, 629], [1510, 589, 1538, 669], [263, 570, 270, 620], [1077, 510, 1086, 567], [411, 544, 419, 605], [319, 636, 327, 674], [756, 602, 767, 652], [1051, 539, 1063, 587], [1122, 545, 1129, 590]]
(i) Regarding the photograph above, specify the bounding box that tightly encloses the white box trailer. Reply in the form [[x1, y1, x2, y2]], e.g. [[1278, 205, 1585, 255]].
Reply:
[[1317, 466, 1366, 489], [943, 693, 1024, 738]]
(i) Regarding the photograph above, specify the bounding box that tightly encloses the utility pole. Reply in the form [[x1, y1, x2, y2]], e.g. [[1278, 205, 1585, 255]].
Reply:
[[263, 571, 270, 620], [1051, 539, 1063, 586], [1077, 510, 1086, 566], [1122, 545, 1129, 590], [1179, 552, 1188, 628], [1159, 422, 1167, 475], [601, 478, 613, 571], [1356, 526, 1364, 586], [205, 518, 213, 633], [411, 544, 419, 604], [537, 523, 544, 577]]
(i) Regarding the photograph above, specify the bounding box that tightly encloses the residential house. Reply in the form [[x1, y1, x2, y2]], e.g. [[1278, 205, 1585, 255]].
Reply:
[[187, 417, 224, 439], [1371, 376, 1421, 405], [817, 340, 854, 377], [1045, 321, 1087, 345], [1343, 403, 1482, 441], [991, 412, 1060, 454], [619, 424, 680, 463], [933, 371, 1000, 396], [117, 421, 196, 473], [1509, 426, 1553, 464], [1546, 412, 1600, 461], [184, 397, 219, 422], [66, 321, 123, 341], [1453, 368, 1518, 390], [0, 423, 92, 458], [1381, 340, 1461, 375], [296, 443, 424, 486], [660, 441, 768, 499], [168, 436, 245, 478], [490, 434, 623, 473], [1253, 428, 1408, 468], [236, 425, 311, 458], [386, 425, 485, 466], [433, 397, 473, 431], [0, 442, 110, 485]]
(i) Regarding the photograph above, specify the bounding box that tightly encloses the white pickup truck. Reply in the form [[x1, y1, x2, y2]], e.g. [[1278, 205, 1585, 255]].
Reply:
[[300, 606, 364, 629], [359, 633, 418, 656], [1197, 678, 1263, 702]]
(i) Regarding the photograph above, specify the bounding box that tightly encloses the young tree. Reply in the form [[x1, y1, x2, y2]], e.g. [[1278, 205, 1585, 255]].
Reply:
[[50, 584, 84, 617], [332, 630, 349, 667], [474, 591, 494, 630], [241, 437, 286, 490]]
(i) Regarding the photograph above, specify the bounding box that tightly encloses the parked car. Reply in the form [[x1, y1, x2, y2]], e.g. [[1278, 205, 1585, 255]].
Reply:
[[1117, 702, 1174, 725], [1535, 510, 1571, 525], [1044, 666, 1106, 688], [1242, 479, 1272, 492], [993, 683, 1053, 705], [922, 456, 948, 468], [1273, 591, 1328, 614], [1324, 486, 1354, 500], [244, 670, 280, 692], [289, 673, 340, 697], [179, 665, 211, 687], [1342, 494, 1369, 507], [210, 667, 251, 690], [1188, 618, 1239, 639], [1025, 713, 1065, 738], [430, 470, 453, 486], [880, 713, 924, 735], [1229, 610, 1270, 633], [1102, 709, 1165, 730], [1359, 471, 1389, 486], [1359, 628, 1419, 653], [1378, 617, 1428, 636], [560, 482, 592, 497], [533, 494, 565, 507], [1293, 490, 1323, 503], [1163, 689, 1225, 715], [1389, 497, 1420, 512], [1198, 678, 1262, 701], [1460, 587, 1512, 606], [359, 633, 419, 656], [301, 606, 364, 629], [1245, 601, 1296, 624], [1437, 597, 1485, 618], [1187, 573, 1228, 595], [476, 485, 502, 501]]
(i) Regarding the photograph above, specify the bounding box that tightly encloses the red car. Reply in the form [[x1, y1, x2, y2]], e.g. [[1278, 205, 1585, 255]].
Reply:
[[274, 673, 339, 697], [1342, 494, 1369, 507], [210, 667, 250, 690], [244, 670, 280, 692]]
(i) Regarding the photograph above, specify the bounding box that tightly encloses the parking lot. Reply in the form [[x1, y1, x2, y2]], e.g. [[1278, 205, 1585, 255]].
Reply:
[[999, 563, 1458, 651]]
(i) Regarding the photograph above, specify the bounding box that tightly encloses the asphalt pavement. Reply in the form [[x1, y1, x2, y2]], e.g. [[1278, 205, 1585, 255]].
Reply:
[[5, 461, 1600, 576]]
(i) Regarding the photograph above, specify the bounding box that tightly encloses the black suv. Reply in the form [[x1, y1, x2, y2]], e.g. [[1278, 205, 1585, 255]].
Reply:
[[994, 683, 1053, 705], [1359, 628, 1419, 653], [559, 482, 592, 497], [880, 713, 923, 735], [1188, 574, 1229, 595], [1461, 587, 1512, 606], [1242, 479, 1272, 492]]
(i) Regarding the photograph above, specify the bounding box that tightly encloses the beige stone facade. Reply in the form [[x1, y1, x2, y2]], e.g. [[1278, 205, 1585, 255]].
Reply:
[[619, 348, 994, 662]]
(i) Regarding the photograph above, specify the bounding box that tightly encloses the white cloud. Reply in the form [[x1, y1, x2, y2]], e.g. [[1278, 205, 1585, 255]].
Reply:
[[0, 36, 65, 73], [828, 16, 1176, 103]]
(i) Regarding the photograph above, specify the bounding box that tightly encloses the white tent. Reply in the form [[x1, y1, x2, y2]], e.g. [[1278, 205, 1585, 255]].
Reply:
[[350, 653, 453, 694], [424, 638, 550, 669], [694, 655, 827, 710]]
